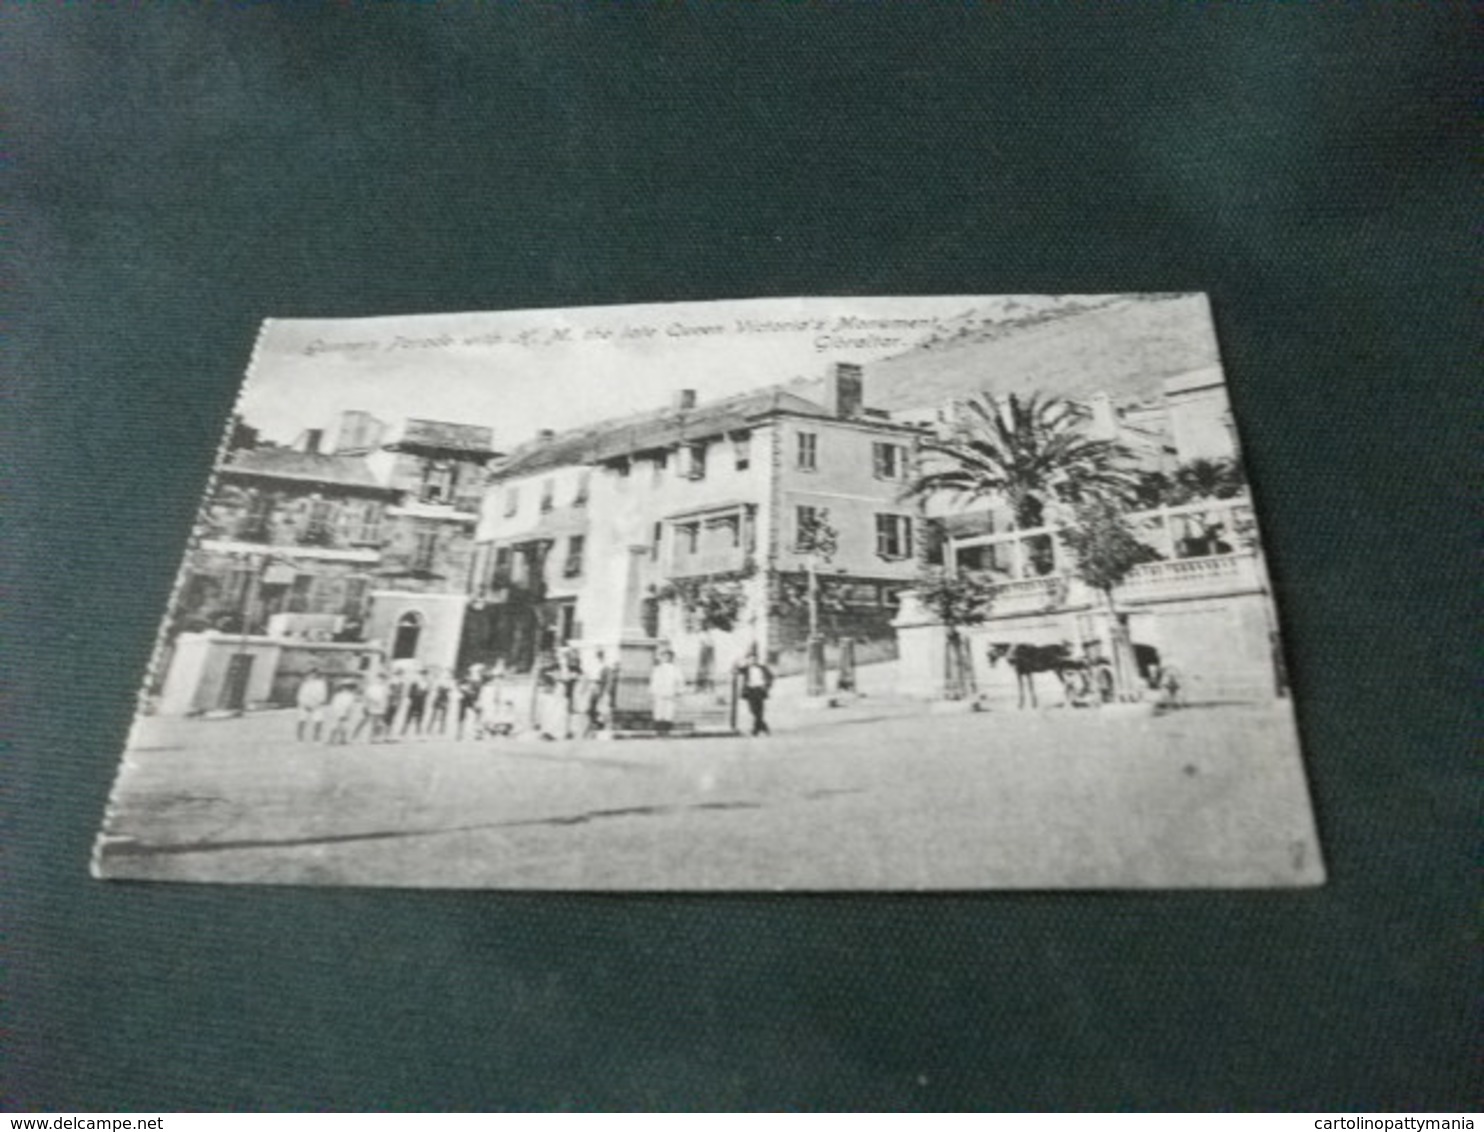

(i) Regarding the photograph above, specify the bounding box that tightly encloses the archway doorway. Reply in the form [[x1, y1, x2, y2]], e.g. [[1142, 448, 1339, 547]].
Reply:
[[392, 611, 423, 660]]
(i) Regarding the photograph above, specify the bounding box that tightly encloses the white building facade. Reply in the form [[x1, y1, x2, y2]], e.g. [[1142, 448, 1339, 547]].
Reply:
[[465, 368, 927, 687]]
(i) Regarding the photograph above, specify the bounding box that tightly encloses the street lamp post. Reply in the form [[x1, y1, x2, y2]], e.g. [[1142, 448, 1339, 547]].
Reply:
[[805, 557, 826, 698], [797, 509, 837, 701]]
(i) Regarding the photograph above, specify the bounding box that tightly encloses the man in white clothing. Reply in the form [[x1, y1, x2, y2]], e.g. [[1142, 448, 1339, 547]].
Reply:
[[648, 649, 683, 738], [295, 668, 329, 742]]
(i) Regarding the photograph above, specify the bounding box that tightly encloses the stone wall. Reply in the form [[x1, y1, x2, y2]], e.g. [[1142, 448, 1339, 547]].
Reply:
[[200, 480, 387, 551], [365, 590, 468, 674], [177, 549, 375, 634], [377, 514, 477, 594]]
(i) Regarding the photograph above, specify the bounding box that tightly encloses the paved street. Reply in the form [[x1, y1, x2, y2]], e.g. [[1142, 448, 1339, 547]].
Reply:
[[96, 689, 1324, 889]]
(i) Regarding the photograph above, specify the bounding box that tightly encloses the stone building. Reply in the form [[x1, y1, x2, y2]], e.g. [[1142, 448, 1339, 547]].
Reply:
[[337, 415, 499, 671], [157, 413, 498, 714], [180, 438, 396, 638]]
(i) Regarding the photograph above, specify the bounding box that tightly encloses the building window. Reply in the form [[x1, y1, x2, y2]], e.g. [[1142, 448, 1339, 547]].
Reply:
[[651, 521, 663, 559], [343, 576, 368, 618], [554, 601, 578, 645], [236, 488, 273, 542], [682, 442, 707, 481], [573, 470, 591, 508], [652, 451, 669, 485], [875, 514, 914, 560], [492, 545, 512, 586], [507, 546, 528, 587], [733, 432, 751, 471], [420, 460, 455, 504], [872, 441, 909, 481], [470, 543, 491, 593], [413, 529, 438, 573], [563, 535, 585, 579], [392, 611, 422, 661], [539, 478, 555, 513], [796, 431, 818, 472], [1023, 532, 1057, 576], [317, 576, 347, 615], [706, 514, 740, 550], [503, 487, 519, 518], [679, 522, 700, 556], [795, 505, 820, 552], [287, 573, 315, 613], [303, 497, 336, 545], [349, 500, 381, 545], [223, 566, 253, 607]]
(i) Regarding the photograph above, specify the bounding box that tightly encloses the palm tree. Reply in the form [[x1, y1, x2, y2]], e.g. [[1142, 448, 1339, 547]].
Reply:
[[910, 392, 1139, 531]]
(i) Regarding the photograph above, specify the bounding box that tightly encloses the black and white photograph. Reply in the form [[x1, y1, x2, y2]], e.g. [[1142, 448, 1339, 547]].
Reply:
[[93, 294, 1323, 890], [13, 1, 1475, 1114]]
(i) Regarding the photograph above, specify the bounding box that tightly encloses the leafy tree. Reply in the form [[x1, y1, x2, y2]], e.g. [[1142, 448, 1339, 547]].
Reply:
[[1059, 496, 1162, 699], [654, 561, 756, 633], [1173, 457, 1245, 502], [1133, 457, 1246, 508], [792, 508, 839, 696], [791, 507, 838, 638], [794, 507, 839, 564], [915, 566, 998, 629], [910, 392, 1139, 530], [914, 563, 997, 700]]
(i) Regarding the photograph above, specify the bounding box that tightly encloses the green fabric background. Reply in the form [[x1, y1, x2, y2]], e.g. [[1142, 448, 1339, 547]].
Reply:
[[6, 2, 1477, 1111]]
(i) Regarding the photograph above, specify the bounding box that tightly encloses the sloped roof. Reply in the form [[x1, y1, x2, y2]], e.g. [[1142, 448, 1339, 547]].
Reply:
[[220, 446, 391, 492], [494, 382, 837, 479], [383, 418, 497, 454]]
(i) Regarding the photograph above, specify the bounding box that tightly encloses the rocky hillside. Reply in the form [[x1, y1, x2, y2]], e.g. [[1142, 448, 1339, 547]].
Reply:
[[865, 293, 1221, 411]]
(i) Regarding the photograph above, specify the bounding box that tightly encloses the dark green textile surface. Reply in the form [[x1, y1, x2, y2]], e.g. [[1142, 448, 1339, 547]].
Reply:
[[6, 3, 1477, 1111]]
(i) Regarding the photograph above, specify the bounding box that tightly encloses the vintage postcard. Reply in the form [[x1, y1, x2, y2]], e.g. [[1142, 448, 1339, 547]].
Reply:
[[94, 295, 1325, 889]]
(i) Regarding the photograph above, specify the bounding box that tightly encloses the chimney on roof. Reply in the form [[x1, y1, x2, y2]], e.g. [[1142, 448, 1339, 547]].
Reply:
[[826, 362, 865, 419], [301, 428, 324, 455], [333, 409, 383, 454], [536, 428, 556, 443], [672, 389, 697, 412]]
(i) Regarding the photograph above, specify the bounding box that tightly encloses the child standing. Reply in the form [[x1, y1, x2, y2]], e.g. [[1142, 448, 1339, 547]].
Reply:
[[327, 680, 361, 745], [296, 669, 329, 742]]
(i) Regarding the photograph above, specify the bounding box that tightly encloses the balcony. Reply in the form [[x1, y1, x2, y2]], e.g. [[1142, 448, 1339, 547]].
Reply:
[[1120, 552, 1264, 602], [982, 552, 1264, 615], [667, 547, 750, 579], [986, 575, 1068, 615]]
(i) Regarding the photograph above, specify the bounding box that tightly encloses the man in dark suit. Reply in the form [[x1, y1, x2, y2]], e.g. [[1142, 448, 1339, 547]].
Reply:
[[738, 650, 775, 737]]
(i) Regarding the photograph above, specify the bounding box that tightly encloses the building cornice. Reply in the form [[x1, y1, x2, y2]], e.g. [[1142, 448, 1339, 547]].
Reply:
[[198, 539, 382, 564]]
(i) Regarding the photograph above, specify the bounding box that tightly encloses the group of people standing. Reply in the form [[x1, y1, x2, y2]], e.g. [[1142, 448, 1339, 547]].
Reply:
[[461, 650, 615, 741], [294, 665, 461, 745], [294, 645, 777, 743]]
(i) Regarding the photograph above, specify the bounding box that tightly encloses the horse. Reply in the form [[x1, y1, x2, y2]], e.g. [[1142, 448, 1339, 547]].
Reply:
[[986, 642, 1077, 709]]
